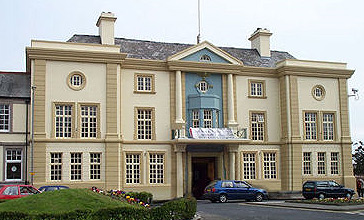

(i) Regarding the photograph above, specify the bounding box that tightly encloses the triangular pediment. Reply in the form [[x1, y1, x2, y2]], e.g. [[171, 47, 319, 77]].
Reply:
[[168, 41, 243, 65]]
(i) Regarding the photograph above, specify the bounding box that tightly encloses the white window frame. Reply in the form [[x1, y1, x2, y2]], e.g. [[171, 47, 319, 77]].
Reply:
[[242, 153, 256, 180], [70, 153, 82, 180], [251, 112, 265, 141], [192, 110, 200, 128], [323, 113, 334, 141], [251, 82, 263, 97], [136, 75, 153, 92], [70, 74, 83, 87], [54, 104, 73, 138], [149, 153, 164, 184], [303, 152, 312, 175], [67, 71, 86, 91], [137, 109, 153, 140], [0, 104, 10, 132], [317, 152, 326, 175], [312, 85, 325, 101], [90, 153, 101, 180], [50, 153, 62, 181], [80, 105, 98, 138], [203, 109, 213, 128], [5, 148, 22, 181], [304, 112, 317, 140], [330, 152, 339, 175], [125, 153, 141, 184], [198, 81, 208, 93], [263, 152, 277, 179]]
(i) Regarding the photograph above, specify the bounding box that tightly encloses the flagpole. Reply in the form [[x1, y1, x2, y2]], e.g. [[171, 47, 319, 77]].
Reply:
[[197, 0, 201, 44]]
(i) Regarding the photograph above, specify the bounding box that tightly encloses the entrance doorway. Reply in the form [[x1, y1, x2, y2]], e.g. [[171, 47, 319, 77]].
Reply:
[[192, 157, 215, 198], [5, 149, 23, 181]]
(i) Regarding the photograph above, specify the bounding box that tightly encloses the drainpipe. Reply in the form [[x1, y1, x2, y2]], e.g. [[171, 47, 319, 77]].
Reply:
[[185, 150, 188, 196], [285, 75, 292, 191], [30, 85, 36, 185], [24, 100, 29, 184]]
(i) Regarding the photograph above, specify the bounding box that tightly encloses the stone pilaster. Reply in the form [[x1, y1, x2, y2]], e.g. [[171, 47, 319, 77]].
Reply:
[[105, 63, 119, 190], [174, 145, 186, 197]]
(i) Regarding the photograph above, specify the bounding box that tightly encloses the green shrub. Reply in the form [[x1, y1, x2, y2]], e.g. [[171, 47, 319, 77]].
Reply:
[[150, 197, 197, 220], [0, 195, 196, 220], [0, 212, 28, 220], [90, 206, 150, 220]]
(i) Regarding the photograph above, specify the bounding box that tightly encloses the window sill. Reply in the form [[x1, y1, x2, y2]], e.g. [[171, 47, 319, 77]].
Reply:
[[248, 95, 267, 99], [124, 184, 171, 187], [134, 91, 156, 94]]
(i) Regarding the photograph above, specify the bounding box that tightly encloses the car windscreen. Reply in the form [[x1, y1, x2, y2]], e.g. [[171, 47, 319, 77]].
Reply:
[[45, 186, 59, 191], [3, 186, 19, 195]]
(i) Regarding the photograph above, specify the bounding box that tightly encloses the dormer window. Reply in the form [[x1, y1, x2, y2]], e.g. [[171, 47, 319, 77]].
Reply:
[[200, 54, 211, 62]]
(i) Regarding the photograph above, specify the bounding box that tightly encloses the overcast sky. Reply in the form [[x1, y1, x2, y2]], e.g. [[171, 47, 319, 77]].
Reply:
[[1, 0, 363, 144]]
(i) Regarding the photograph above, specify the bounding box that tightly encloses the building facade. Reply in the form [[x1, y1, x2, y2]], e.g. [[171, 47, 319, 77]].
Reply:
[[0, 72, 30, 184], [25, 12, 355, 200]]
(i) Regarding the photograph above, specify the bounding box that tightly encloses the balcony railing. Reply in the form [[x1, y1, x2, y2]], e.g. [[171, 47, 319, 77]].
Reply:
[[172, 127, 248, 140]]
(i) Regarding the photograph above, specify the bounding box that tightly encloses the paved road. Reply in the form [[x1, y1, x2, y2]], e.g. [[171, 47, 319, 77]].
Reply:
[[197, 200, 364, 220]]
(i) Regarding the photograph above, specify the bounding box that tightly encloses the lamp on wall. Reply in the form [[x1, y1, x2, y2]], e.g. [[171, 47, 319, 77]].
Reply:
[[348, 88, 359, 100]]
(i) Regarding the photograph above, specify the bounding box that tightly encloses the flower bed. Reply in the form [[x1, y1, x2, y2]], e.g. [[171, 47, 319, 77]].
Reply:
[[292, 198, 364, 206], [91, 186, 152, 207]]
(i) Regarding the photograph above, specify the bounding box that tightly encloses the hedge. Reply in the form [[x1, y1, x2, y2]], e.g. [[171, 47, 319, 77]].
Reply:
[[0, 197, 197, 220]]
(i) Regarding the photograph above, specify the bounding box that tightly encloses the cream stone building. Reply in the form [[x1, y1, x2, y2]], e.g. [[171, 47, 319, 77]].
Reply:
[[25, 12, 355, 200], [0, 72, 30, 184]]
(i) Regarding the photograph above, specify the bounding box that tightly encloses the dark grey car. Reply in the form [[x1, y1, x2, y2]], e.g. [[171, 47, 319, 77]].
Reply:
[[302, 181, 354, 199]]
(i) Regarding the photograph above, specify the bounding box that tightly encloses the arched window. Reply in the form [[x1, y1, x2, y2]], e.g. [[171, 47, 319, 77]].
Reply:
[[200, 54, 211, 62]]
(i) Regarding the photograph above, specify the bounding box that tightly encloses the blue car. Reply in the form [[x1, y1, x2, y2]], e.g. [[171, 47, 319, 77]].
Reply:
[[203, 180, 268, 203], [38, 185, 69, 192]]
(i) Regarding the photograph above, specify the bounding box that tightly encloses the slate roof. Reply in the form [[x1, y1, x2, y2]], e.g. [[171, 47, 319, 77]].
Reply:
[[0, 72, 30, 98], [68, 35, 295, 68]]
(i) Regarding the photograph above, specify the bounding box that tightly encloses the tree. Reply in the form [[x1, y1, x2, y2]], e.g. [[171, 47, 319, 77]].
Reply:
[[353, 141, 364, 175]]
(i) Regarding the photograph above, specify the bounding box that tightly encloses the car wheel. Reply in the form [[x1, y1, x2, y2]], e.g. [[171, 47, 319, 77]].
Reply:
[[345, 193, 352, 199], [219, 194, 228, 203], [255, 193, 264, 202], [318, 193, 325, 200]]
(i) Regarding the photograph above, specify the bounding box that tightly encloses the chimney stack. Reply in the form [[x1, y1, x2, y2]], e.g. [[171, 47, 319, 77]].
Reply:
[[96, 12, 117, 45], [248, 28, 272, 57]]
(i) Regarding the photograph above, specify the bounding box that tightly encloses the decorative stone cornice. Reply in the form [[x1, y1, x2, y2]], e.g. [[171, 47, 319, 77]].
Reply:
[[174, 144, 187, 153], [276, 65, 354, 79], [168, 60, 240, 74], [123, 58, 168, 71], [26, 47, 127, 64], [228, 145, 239, 153]]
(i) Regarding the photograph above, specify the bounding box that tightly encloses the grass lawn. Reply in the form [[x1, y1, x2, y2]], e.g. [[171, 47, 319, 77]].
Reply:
[[0, 188, 133, 214]]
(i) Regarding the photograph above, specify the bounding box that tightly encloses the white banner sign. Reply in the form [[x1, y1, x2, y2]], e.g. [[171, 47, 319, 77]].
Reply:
[[189, 128, 236, 139]]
